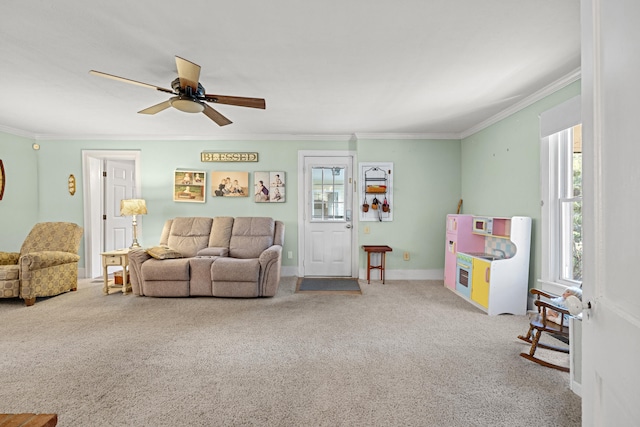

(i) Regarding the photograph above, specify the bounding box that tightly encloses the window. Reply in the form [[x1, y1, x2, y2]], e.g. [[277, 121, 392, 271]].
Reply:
[[556, 125, 582, 283], [540, 96, 582, 289], [311, 166, 345, 220]]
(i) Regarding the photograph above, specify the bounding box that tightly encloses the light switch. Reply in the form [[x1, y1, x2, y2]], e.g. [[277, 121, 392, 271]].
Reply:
[[364, 226, 370, 234]]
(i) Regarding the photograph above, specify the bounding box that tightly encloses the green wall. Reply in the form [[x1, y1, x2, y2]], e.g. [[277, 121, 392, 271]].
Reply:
[[0, 134, 460, 275], [0, 133, 39, 248], [0, 80, 580, 285], [357, 138, 461, 272], [461, 80, 581, 288]]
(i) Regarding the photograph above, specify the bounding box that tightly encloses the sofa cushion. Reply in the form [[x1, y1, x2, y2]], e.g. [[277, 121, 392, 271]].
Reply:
[[229, 217, 275, 259], [141, 258, 190, 281], [147, 246, 183, 260], [211, 258, 260, 282], [166, 217, 214, 257], [208, 217, 234, 248]]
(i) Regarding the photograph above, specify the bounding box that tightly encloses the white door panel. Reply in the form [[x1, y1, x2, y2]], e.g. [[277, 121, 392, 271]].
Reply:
[[581, 0, 640, 425], [306, 227, 351, 276], [105, 159, 135, 251], [302, 155, 354, 277]]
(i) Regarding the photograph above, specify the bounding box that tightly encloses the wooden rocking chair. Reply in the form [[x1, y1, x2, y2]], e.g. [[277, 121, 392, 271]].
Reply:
[[517, 289, 571, 372]]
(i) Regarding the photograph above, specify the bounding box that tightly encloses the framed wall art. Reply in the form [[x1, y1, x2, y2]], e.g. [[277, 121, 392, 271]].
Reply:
[[211, 171, 249, 197], [174, 170, 206, 203], [254, 171, 285, 203], [0, 159, 4, 200]]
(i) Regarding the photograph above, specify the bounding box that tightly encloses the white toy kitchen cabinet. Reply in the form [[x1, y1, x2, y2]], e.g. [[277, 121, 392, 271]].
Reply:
[[450, 216, 532, 315]]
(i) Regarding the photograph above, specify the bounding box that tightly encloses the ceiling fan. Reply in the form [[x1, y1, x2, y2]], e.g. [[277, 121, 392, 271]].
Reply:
[[89, 56, 265, 126]]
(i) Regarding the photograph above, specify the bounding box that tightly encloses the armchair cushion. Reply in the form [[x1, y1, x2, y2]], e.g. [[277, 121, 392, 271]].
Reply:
[[0, 252, 20, 265], [0, 265, 19, 281]]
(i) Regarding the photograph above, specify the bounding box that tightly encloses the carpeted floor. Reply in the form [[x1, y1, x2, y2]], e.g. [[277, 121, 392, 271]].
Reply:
[[296, 277, 361, 294], [0, 277, 580, 426]]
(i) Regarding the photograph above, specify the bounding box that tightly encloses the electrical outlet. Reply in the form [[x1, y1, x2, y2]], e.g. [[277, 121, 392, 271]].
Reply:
[[364, 226, 370, 234], [287, 251, 293, 259], [403, 252, 410, 261]]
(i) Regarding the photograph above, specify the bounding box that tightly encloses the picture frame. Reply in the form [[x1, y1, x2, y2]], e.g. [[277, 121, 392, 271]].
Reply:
[[173, 170, 206, 203], [0, 159, 4, 200], [211, 171, 249, 197], [254, 171, 285, 203]]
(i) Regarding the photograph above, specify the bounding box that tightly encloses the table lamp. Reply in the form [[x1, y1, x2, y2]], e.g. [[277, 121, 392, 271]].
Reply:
[[120, 199, 147, 248]]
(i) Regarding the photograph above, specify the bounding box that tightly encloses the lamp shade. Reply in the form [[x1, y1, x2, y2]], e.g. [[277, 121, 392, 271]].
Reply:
[[120, 199, 147, 216]]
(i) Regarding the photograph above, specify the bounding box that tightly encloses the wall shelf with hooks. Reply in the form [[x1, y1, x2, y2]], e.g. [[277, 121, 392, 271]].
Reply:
[[359, 162, 393, 222]]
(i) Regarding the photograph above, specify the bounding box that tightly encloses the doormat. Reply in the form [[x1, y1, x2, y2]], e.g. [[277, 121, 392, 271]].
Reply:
[[295, 277, 361, 294]]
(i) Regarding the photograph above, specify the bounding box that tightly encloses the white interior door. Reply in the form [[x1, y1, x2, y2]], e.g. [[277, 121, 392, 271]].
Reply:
[[581, 0, 640, 425], [82, 150, 141, 279], [303, 156, 354, 277], [105, 159, 136, 251]]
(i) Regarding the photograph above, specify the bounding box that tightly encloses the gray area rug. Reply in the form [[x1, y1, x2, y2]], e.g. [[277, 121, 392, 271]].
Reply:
[[296, 277, 361, 293], [0, 277, 580, 427]]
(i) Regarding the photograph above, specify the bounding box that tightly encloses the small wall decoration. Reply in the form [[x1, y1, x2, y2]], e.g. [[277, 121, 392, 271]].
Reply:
[[254, 171, 285, 203], [0, 159, 5, 200], [174, 170, 206, 203], [211, 171, 249, 197], [360, 162, 393, 222], [68, 174, 76, 196], [201, 152, 258, 162]]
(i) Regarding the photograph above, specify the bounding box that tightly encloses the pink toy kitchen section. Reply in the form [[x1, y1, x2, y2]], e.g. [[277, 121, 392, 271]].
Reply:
[[444, 214, 532, 315]]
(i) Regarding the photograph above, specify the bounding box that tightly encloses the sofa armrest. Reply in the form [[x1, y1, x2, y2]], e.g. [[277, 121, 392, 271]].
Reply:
[[197, 247, 229, 257], [20, 251, 80, 272], [0, 251, 20, 265], [128, 249, 152, 295], [259, 245, 283, 297], [259, 245, 282, 265]]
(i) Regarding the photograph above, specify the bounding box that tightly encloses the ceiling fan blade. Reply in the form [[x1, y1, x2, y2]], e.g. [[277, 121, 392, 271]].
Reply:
[[89, 70, 174, 94], [203, 103, 232, 126], [175, 56, 201, 92], [138, 100, 172, 115], [204, 94, 266, 109]]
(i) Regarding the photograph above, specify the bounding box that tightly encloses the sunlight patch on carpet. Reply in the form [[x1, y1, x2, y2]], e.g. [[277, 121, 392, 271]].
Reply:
[[296, 277, 361, 294]]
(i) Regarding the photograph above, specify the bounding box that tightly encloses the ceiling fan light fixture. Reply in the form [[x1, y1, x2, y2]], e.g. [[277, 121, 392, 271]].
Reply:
[[170, 96, 205, 113]]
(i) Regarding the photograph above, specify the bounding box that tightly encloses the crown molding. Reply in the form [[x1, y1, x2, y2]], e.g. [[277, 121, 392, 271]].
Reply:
[[0, 124, 34, 139], [353, 132, 460, 141], [459, 68, 581, 139], [31, 132, 356, 142]]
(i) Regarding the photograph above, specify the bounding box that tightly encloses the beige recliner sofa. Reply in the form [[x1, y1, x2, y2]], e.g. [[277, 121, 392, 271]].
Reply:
[[128, 216, 284, 298]]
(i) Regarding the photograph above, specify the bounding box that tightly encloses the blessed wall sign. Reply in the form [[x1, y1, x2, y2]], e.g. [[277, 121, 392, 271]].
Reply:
[[201, 152, 259, 162]]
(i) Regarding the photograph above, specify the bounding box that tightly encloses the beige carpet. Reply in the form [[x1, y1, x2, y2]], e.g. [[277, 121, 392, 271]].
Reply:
[[0, 277, 580, 426]]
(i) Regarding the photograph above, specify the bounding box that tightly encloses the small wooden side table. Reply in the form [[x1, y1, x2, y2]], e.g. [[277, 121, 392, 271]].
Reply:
[[0, 413, 57, 427], [101, 249, 130, 295], [362, 245, 393, 284]]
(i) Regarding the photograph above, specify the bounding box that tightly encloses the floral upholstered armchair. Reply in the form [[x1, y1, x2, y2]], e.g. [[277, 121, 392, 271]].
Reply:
[[0, 222, 83, 306]]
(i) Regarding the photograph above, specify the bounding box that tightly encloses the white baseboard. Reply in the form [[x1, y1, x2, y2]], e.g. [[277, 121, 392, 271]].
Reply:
[[358, 268, 444, 281], [281, 267, 444, 281]]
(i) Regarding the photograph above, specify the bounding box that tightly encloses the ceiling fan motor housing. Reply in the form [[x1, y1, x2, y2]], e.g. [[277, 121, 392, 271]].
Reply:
[[171, 78, 205, 98]]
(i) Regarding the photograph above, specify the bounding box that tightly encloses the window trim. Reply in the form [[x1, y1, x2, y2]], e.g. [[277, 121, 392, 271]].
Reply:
[[539, 95, 582, 293]]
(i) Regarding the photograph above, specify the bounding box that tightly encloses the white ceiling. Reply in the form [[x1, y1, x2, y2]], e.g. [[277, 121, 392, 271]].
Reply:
[[0, 0, 580, 140]]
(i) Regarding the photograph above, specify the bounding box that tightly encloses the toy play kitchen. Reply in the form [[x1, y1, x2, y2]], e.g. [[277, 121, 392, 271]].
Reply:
[[444, 214, 531, 315]]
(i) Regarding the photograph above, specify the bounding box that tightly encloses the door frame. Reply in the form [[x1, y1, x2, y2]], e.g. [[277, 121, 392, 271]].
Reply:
[[297, 150, 358, 278], [81, 150, 141, 278]]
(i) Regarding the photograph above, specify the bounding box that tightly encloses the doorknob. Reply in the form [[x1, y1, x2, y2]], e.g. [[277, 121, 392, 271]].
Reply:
[[566, 295, 592, 319], [346, 224, 352, 229]]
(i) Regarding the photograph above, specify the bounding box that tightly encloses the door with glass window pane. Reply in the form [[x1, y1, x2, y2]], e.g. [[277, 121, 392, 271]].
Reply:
[[303, 156, 353, 276]]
